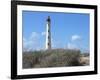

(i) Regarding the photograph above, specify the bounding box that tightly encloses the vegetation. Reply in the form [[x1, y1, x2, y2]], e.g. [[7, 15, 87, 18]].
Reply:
[[23, 49, 89, 69]]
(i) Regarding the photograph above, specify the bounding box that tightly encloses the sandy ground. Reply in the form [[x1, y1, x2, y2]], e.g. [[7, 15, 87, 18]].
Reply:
[[79, 56, 89, 66]]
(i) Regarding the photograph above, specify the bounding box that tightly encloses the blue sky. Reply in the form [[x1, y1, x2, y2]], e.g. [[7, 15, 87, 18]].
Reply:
[[22, 10, 90, 52]]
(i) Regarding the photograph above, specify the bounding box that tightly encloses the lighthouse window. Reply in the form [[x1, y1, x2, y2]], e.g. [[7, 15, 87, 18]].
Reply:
[[48, 30, 50, 33], [48, 43, 49, 46]]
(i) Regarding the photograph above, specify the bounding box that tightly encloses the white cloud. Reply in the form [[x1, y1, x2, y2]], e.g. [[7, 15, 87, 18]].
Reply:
[[23, 32, 44, 51], [41, 31, 46, 36], [71, 35, 81, 41], [67, 43, 78, 50], [29, 32, 39, 40], [67, 43, 76, 49]]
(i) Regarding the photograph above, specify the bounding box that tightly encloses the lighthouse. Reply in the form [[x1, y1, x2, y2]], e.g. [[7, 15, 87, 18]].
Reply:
[[45, 16, 51, 50]]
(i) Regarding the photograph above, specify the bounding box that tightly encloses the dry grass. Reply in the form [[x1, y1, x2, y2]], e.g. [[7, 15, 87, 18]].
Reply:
[[23, 49, 89, 69]]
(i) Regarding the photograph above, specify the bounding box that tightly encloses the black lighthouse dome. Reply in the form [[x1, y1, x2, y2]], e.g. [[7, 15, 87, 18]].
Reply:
[[47, 16, 51, 22]]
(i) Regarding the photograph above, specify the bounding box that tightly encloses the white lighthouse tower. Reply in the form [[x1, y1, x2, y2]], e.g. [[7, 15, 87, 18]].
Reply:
[[45, 16, 51, 50]]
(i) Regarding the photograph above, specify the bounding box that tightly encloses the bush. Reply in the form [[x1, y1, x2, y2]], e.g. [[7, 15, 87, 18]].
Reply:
[[23, 49, 82, 68]]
